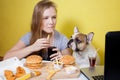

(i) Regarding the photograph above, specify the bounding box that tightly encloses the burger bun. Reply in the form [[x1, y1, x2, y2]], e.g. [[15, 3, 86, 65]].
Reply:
[[25, 55, 42, 69], [60, 55, 75, 66]]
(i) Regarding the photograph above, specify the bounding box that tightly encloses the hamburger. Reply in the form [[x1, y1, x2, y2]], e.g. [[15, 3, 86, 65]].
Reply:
[[25, 55, 42, 69], [59, 55, 75, 65]]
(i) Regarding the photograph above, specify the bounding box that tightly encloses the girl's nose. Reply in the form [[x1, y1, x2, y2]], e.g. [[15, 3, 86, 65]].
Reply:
[[49, 18, 54, 24]]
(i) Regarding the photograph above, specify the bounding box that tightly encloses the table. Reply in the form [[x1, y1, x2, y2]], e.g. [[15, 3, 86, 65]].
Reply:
[[0, 57, 89, 80], [28, 61, 81, 80], [53, 73, 88, 80]]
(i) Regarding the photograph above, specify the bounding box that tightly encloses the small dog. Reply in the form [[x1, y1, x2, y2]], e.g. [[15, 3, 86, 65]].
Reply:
[[67, 27, 100, 68]]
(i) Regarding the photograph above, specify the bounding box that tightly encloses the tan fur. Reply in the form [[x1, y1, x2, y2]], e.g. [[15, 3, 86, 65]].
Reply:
[[68, 27, 100, 68]]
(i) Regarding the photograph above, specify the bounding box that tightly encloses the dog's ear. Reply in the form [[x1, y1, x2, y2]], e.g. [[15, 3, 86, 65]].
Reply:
[[87, 32, 94, 43], [74, 26, 79, 34], [72, 26, 80, 39]]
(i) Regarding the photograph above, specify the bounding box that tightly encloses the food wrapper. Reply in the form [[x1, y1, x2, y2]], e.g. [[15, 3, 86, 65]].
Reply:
[[0, 57, 31, 80]]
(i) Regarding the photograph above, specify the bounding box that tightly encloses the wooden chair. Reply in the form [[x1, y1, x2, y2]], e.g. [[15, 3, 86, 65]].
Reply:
[[0, 56, 3, 61]]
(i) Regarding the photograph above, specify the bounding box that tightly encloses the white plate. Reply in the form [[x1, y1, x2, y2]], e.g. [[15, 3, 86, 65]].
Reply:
[[0, 57, 30, 80]]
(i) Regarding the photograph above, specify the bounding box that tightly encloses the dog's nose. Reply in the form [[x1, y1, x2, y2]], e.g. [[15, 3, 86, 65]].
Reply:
[[75, 48, 79, 52]]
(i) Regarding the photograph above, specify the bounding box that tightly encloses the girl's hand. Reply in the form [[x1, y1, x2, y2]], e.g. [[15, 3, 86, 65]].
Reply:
[[30, 38, 50, 52], [50, 48, 62, 61]]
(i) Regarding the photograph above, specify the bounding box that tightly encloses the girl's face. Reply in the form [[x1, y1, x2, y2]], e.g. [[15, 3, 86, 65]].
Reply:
[[41, 7, 57, 33]]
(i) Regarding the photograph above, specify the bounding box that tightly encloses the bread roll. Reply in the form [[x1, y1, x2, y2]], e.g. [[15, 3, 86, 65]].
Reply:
[[25, 55, 42, 69]]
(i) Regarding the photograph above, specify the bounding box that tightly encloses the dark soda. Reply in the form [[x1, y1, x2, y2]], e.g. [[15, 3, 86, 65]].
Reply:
[[89, 57, 96, 67], [47, 46, 57, 60]]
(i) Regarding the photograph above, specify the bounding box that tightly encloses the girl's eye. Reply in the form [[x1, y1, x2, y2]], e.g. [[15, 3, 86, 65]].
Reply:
[[43, 17, 48, 19], [52, 16, 56, 19]]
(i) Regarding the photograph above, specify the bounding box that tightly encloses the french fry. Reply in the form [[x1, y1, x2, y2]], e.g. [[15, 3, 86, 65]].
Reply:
[[32, 71, 41, 76], [46, 69, 59, 80], [55, 58, 59, 65], [47, 34, 50, 40], [46, 65, 60, 80]]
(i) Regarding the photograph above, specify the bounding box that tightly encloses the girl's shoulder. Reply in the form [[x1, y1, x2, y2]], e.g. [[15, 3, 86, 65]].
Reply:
[[20, 32, 31, 46], [54, 30, 68, 41], [54, 30, 66, 38]]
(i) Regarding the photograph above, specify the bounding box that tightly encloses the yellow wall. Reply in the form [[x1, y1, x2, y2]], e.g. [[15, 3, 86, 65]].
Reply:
[[0, 0, 120, 65]]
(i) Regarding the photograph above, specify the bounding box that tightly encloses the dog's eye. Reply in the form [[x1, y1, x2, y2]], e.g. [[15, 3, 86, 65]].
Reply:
[[75, 38, 81, 43]]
